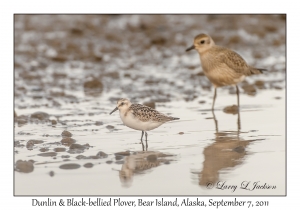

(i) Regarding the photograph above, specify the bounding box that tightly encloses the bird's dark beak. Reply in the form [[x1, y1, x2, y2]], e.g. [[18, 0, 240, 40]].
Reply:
[[110, 107, 118, 115], [186, 45, 195, 52]]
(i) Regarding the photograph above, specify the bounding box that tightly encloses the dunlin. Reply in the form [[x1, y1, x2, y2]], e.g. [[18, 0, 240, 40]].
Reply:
[[186, 33, 266, 109], [110, 98, 179, 149]]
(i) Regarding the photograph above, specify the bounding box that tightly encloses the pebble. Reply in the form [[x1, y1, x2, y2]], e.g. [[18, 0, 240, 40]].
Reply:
[[15, 160, 34, 173], [30, 111, 49, 120]]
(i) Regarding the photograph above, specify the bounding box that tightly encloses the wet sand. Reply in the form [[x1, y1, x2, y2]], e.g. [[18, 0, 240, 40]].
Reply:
[[14, 14, 285, 195]]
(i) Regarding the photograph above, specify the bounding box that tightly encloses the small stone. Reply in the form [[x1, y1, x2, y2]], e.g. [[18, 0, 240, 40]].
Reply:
[[54, 147, 66, 152], [61, 130, 72, 138], [53, 100, 61, 107], [26, 140, 44, 150], [115, 155, 123, 160], [84, 79, 103, 90], [96, 151, 108, 158], [49, 171, 55, 177], [26, 141, 34, 150], [17, 117, 28, 126], [76, 155, 87, 160], [223, 105, 239, 115], [61, 137, 75, 146], [205, 117, 214, 119], [68, 144, 89, 154], [39, 148, 49, 152], [30, 111, 49, 120], [83, 163, 93, 168], [37, 152, 57, 157], [69, 144, 87, 150], [106, 125, 114, 130], [14, 140, 24, 148], [242, 84, 256, 95], [254, 80, 265, 89], [51, 120, 57, 125], [95, 121, 103, 126], [52, 55, 68, 62], [115, 151, 130, 156], [59, 163, 81, 170], [15, 160, 34, 173], [178, 132, 184, 135], [143, 101, 155, 109], [70, 27, 83, 35], [151, 36, 166, 45], [196, 71, 207, 77]]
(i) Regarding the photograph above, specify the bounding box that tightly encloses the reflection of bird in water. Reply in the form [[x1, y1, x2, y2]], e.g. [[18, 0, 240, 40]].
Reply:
[[186, 33, 267, 110], [118, 151, 174, 187], [195, 108, 263, 187], [198, 131, 255, 186], [110, 98, 179, 151], [212, 106, 241, 131]]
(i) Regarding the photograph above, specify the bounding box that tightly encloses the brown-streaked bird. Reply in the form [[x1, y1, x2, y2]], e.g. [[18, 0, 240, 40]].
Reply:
[[186, 33, 267, 110], [110, 98, 179, 149]]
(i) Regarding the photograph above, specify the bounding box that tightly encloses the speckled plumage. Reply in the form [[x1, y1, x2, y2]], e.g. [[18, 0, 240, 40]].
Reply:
[[186, 33, 266, 109], [110, 98, 179, 146], [129, 103, 178, 123], [188, 33, 265, 87]]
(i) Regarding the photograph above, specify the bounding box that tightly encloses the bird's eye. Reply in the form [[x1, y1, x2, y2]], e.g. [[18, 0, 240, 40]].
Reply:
[[120, 102, 124, 106], [200, 40, 205, 44]]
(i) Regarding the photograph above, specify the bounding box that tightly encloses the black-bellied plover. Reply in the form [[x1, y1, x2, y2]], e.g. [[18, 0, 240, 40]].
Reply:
[[186, 33, 267, 109]]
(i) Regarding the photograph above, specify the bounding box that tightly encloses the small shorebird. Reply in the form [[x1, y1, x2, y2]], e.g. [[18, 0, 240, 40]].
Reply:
[[110, 98, 179, 149], [186, 33, 267, 110]]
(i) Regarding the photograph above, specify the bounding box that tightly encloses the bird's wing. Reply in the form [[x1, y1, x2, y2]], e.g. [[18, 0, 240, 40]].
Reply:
[[130, 104, 172, 122], [217, 48, 251, 75]]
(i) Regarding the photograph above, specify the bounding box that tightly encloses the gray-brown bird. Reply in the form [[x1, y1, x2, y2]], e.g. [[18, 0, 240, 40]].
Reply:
[[110, 98, 179, 150], [186, 33, 266, 110]]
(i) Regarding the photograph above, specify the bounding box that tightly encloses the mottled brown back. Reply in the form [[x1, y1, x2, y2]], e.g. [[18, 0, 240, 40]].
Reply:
[[129, 104, 179, 122]]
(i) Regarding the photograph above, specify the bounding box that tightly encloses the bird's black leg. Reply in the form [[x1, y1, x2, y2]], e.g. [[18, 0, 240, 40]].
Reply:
[[145, 132, 148, 151], [236, 85, 240, 108], [236, 85, 241, 131], [141, 131, 145, 151], [212, 109, 219, 133], [212, 87, 217, 110], [140, 131, 144, 143]]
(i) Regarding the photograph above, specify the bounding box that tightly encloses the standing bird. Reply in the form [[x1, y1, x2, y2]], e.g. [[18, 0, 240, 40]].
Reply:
[[186, 33, 266, 110], [110, 98, 179, 149]]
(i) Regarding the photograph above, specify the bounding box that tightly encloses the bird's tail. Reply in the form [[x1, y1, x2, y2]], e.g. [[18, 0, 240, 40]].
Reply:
[[250, 67, 267, 74]]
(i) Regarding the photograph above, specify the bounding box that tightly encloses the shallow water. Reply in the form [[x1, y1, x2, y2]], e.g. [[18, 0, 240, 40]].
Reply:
[[14, 14, 286, 196]]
